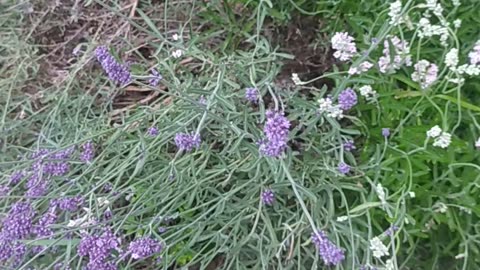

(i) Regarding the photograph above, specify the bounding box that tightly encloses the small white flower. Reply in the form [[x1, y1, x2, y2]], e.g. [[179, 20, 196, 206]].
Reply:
[[433, 132, 452, 148], [385, 259, 395, 270], [318, 98, 344, 119], [455, 253, 466, 259], [291, 73, 303, 85], [452, 0, 461, 7], [409, 191, 416, 198], [327, 105, 344, 119], [427, 125, 442, 138], [336, 216, 348, 222], [475, 137, 480, 148], [67, 208, 96, 232], [388, 1, 404, 26], [172, 49, 183, 58], [359, 85, 373, 97], [375, 183, 387, 205], [331, 32, 357, 61], [457, 64, 480, 76], [448, 77, 465, 84], [412, 60, 438, 89], [172, 33, 179, 41], [444, 48, 459, 69], [453, 19, 461, 28], [350, 61, 374, 75], [358, 85, 377, 101], [318, 98, 333, 112], [348, 67, 359, 75], [370, 237, 389, 258], [433, 201, 448, 213], [97, 197, 110, 206]]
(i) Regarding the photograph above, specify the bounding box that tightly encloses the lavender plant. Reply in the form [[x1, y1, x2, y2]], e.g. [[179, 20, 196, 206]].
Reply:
[[1, 0, 480, 269]]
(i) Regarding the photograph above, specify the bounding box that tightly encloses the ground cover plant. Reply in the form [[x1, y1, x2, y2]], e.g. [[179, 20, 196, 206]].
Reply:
[[1, 0, 480, 269]]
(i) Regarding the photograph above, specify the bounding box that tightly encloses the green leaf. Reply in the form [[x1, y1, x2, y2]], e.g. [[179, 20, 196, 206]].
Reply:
[[350, 202, 383, 214], [435, 94, 480, 112]]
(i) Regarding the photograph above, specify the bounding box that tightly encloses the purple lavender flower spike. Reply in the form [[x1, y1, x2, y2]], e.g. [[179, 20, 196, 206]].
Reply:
[[95, 46, 132, 86], [128, 237, 162, 259], [54, 196, 84, 212], [10, 171, 24, 185], [147, 127, 159, 137], [78, 230, 120, 270], [261, 189, 275, 206], [25, 174, 49, 197], [382, 128, 390, 138], [311, 230, 345, 266], [174, 132, 201, 152], [338, 162, 351, 175], [245, 87, 258, 103], [338, 88, 357, 110], [259, 110, 290, 157], [0, 185, 9, 196], [32, 207, 58, 254], [149, 69, 162, 87], [2, 202, 35, 239], [80, 141, 95, 163], [343, 140, 356, 152]]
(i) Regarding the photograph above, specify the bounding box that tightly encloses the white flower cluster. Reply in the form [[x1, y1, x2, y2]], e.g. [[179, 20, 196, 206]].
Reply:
[[427, 125, 452, 148], [318, 97, 344, 119], [370, 236, 389, 258], [359, 85, 377, 102], [348, 61, 373, 75], [476, 137, 480, 148], [331, 32, 357, 61], [447, 41, 480, 84], [425, 0, 443, 16], [444, 48, 459, 69], [291, 73, 303, 85], [172, 49, 183, 58], [388, 1, 405, 26], [453, 19, 462, 28], [378, 36, 412, 73], [418, 17, 449, 46], [412, 60, 438, 89]]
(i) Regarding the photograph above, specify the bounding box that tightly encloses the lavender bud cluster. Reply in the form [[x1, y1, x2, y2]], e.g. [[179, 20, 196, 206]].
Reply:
[[147, 127, 159, 137], [311, 230, 345, 266], [80, 141, 95, 163], [338, 162, 351, 175], [95, 46, 132, 86], [128, 237, 162, 259], [261, 189, 275, 206], [259, 110, 291, 157], [343, 140, 356, 152], [338, 88, 358, 110], [174, 132, 201, 152], [149, 69, 162, 87], [78, 230, 120, 270], [245, 87, 259, 103]]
